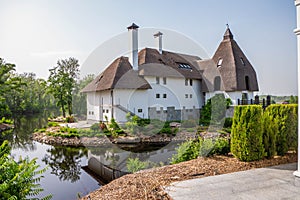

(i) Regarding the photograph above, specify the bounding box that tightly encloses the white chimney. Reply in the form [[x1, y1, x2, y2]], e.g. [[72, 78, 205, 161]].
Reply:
[[154, 31, 163, 54], [127, 23, 139, 70]]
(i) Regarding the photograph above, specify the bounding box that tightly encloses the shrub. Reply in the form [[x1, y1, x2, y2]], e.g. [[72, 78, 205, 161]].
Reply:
[[265, 104, 298, 155], [90, 123, 100, 132], [171, 140, 200, 164], [137, 118, 151, 126], [224, 117, 233, 128], [171, 137, 229, 164], [158, 127, 172, 134], [200, 94, 232, 126], [0, 141, 52, 200], [198, 138, 214, 157], [109, 118, 121, 131], [263, 108, 278, 158], [213, 137, 230, 155], [126, 158, 148, 173], [231, 105, 265, 162]]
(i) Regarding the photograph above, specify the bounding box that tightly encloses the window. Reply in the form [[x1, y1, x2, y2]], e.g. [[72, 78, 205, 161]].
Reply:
[[217, 58, 223, 67], [163, 94, 167, 98], [214, 76, 221, 91], [240, 57, 245, 66], [178, 63, 192, 69], [91, 111, 94, 115], [138, 109, 143, 113], [185, 94, 189, 98], [163, 77, 167, 85], [89, 111, 91, 115], [185, 79, 188, 86], [156, 77, 160, 84], [245, 76, 250, 90], [156, 94, 160, 98], [103, 109, 105, 113], [106, 109, 109, 113], [190, 94, 192, 98], [190, 79, 193, 86]]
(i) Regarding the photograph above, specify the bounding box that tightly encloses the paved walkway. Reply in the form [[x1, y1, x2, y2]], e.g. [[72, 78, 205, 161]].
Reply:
[[165, 163, 300, 200], [61, 121, 92, 129]]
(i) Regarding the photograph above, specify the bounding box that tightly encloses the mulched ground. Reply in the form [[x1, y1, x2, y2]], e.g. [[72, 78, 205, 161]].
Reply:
[[82, 152, 297, 200]]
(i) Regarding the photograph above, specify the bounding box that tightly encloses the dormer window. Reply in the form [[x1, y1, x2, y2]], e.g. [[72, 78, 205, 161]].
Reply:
[[217, 58, 223, 67], [178, 63, 192, 69], [240, 57, 245, 66]]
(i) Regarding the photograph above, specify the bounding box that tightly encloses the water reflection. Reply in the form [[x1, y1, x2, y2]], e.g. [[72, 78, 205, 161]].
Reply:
[[42, 146, 87, 183], [84, 142, 182, 183], [2, 113, 48, 151]]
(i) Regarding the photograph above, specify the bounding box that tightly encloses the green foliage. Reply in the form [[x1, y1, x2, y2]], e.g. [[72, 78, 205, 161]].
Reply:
[[126, 158, 148, 173], [59, 126, 78, 134], [231, 106, 265, 162], [125, 114, 139, 134], [0, 140, 52, 200], [0, 60, 57, 117], [2, 72, 58, 117], [72, 74, 95, 117], [49, 132, 80, 138], [290, 95, 298, 104], [47, 121, 59, 127], [263, 108, 278, 158], [213, 137, 230, 155], [39, 128, 46, 133], [264, 104, 298, 155], [90, 123, 100, 132], [0, 117, 13, 125], [171, 137, 230, 164], [199, 94, 232, 126], [48, 57, 80, 117], [224, 117, 233, 128]]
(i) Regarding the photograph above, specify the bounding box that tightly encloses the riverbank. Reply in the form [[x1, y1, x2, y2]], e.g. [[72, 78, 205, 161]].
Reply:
[[81, 152, 297, 200], [32, 127, 197, 146]]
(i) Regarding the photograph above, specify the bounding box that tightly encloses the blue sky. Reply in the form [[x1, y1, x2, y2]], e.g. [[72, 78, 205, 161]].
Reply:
[[0, 0, 297, 95]]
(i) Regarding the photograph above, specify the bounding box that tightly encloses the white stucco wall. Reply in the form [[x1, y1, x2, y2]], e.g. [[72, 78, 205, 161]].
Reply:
[[144, 76, 203, 110], [113, 89, 149, 122], [86, 90, 113, 122], [86, 92, 100, 122]]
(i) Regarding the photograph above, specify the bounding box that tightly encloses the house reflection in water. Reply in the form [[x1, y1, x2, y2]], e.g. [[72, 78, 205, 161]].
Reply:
[[82, 142, 181, 184]]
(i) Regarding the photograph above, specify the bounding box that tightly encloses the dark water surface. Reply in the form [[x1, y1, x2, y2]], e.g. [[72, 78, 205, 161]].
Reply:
[[6, 114, 99, 200]]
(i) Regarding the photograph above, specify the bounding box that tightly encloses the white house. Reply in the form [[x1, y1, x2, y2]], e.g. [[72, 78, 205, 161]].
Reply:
[[82, 23, 259, 123]]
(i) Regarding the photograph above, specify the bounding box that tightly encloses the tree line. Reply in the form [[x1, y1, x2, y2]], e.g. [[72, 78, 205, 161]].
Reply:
[[0, 57, 94, 119]]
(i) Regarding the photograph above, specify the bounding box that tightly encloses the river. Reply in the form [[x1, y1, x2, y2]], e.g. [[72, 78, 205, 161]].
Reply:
[[4, 114, 180, 200], [5, 114, 99, 200]]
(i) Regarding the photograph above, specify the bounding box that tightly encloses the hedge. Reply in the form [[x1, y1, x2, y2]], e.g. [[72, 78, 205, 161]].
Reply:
[[231, 105, 265, 161], [231, 104, 298, 162], [264, 104, 298, 155]]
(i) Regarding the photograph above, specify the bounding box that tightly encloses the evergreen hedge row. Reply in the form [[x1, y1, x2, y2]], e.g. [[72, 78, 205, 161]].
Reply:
[[264, 104, 298, 156], [231, 104, 298, 161], [231, 105, 265, 161]]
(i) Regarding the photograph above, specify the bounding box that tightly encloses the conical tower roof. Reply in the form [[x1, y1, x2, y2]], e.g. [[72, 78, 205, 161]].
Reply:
[[211, 27, 259, 92]]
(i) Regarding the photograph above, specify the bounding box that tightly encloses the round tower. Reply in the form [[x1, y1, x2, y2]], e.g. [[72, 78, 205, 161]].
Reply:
[[294, 0, 300, 178]]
